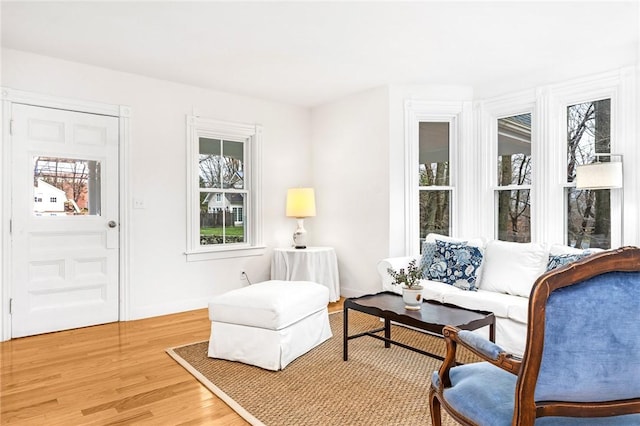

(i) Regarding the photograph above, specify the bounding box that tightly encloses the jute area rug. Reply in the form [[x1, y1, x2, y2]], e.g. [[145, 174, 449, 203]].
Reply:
[[167, 310, 480, 425]]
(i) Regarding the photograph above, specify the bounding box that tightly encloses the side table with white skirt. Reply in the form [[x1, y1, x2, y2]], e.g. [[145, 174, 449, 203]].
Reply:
[[270, 246, 340, 302]]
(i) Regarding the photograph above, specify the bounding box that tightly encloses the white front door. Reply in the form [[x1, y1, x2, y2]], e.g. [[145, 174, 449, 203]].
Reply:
[[10, 104, 120, 338]]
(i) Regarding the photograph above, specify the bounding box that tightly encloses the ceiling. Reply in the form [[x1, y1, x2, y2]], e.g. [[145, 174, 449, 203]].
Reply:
[[1, 1, 638, 107]]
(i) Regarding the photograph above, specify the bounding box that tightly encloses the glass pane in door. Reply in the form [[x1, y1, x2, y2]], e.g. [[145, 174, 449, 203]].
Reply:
[[33, 156, 101, 216]]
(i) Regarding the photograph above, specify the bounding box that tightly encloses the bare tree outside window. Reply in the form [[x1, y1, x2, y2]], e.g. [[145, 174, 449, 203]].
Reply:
[[418, 122, 450, 245], [497, 114, 532, 242], [566, 99, 611, 249], [32, 156, 100, 215]]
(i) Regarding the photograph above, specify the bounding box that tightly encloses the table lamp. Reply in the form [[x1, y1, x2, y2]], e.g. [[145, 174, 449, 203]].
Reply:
[[575, 154, 624, 242], [286, 188, 316, 249], [575, 155, 623, 190]]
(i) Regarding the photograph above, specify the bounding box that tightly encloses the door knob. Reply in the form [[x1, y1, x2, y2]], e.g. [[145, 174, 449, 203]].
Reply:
[[108, 220, 117, 228]]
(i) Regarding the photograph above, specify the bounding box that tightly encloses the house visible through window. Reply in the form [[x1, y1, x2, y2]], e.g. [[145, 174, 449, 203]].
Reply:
[[199, 138, 246, 246], [186, 116, 263, 259]]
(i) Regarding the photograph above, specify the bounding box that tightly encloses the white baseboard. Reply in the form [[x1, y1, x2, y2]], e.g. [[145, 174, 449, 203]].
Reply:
[[128, 297, 210, 321]]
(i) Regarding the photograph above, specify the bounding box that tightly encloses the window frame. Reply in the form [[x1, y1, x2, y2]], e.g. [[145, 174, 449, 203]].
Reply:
[[185, 115, 264, 261], [494, 111, 534, 242], [477, 92, 538, 241], [559, 95, 618, 248], [547, 73, 628, 248], [405, 100, 469, 255]]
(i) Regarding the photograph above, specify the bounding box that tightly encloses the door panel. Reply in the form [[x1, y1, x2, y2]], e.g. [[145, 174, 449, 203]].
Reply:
[[11, 104, 119, 338]]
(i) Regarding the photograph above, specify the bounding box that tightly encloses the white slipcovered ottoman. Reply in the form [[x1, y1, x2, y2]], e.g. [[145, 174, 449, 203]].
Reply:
[[207, 280, 332, 371]]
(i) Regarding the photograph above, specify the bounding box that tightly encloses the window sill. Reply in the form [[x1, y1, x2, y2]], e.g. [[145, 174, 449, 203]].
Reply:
[[185, 245, 266, 262]]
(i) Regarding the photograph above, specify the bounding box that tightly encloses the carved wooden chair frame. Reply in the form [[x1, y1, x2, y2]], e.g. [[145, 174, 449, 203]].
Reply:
[[429, 246, 640, 426]]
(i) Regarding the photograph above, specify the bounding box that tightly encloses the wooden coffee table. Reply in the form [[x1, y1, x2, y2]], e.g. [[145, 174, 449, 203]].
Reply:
[[343, 291, 495, 361]]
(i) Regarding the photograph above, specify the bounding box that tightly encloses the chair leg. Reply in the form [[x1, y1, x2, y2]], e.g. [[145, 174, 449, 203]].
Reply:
[[429, 388, 443, 426]]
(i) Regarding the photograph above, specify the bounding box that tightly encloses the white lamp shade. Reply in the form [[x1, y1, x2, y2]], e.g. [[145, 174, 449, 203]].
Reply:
[[286, 188, 316, 218], [575, 162, 623, 189]]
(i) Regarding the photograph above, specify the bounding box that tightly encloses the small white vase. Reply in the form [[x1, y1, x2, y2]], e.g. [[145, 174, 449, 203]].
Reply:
[[402, 286, 424, 310]]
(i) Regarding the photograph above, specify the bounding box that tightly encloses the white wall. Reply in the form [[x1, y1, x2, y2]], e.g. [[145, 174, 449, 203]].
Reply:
[[1, 48, 311, 320], [309, 84, 475, 297], [310, 87, 390, 297]]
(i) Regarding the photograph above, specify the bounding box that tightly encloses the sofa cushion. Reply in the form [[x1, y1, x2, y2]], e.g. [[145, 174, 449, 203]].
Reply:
[[507, 299, 529, 324], [441, 288, 524, 318], [421, 279, 462, 303], [479, 240, 548, 298], [428, 240, 483, 291]]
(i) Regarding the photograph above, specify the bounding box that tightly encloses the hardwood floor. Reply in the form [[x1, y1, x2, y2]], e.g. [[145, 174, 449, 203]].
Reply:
[[1, 299, 345, 425]]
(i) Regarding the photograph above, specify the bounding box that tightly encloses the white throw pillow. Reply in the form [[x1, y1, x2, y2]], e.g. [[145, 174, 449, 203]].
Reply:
[[549, 243, 605, 256], [479, 240, 549, 298], [548, 243, 584, 256], [425, 233, 485, 248]]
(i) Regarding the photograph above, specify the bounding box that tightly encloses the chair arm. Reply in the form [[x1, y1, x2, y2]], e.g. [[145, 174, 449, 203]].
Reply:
[[437, 325, 522, 388], [458, 330, 503, 359]]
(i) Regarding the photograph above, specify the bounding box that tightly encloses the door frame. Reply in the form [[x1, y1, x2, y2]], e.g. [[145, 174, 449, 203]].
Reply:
[[0, 88, 131, 341]]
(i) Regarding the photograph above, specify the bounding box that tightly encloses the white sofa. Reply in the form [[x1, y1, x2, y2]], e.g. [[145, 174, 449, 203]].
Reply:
[[377, 233, 598, 357]]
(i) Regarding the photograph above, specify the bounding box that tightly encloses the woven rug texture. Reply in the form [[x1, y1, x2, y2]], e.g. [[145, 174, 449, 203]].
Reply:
[[167, 310, 480, 425]]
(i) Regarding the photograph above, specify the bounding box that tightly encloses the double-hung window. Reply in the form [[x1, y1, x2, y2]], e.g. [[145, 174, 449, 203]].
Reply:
[[186, 116, 263, 260], [564, 99, 613, 249], [496, 113, 532, 242], [405, 100, 467, 254], [419, 121, 452, 242]]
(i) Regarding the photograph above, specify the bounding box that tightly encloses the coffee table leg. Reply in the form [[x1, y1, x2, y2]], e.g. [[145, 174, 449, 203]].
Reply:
[[343, 307, 349, 361], [384, 318, 391, 348], [489, 321, 495, 343]]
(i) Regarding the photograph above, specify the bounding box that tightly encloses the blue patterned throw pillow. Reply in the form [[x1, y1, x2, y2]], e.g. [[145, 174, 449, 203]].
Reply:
[[419, 241, 437, 279], [546, 251, 591, 271], [428, 240, 483, 291]]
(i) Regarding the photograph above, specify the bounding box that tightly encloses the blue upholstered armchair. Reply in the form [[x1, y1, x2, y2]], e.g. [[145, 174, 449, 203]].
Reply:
[[429, 246, 640, 425]]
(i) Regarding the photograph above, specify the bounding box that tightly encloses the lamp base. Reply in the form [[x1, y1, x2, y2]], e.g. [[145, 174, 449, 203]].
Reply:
[[292, 218, 309, 249]]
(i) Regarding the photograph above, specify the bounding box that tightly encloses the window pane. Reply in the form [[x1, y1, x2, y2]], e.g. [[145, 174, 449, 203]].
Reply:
[[222, 140, 244, 189], [33, 156, 101, 216], [199, 191, 246, 245], [419, 122, 449, 186], [199, 138, 244, 189], [419, 190, 449, 240], [497, 114, 531, 186], [567, 99, 611, 183], [199, 138, 222, 188], [566, 188, 611, 249], [497, 189, 531, 242], [566, 99, 611, 250]]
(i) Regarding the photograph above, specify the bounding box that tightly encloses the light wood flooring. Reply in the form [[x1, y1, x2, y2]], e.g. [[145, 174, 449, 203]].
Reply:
[[1, 299, 344, 425]]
